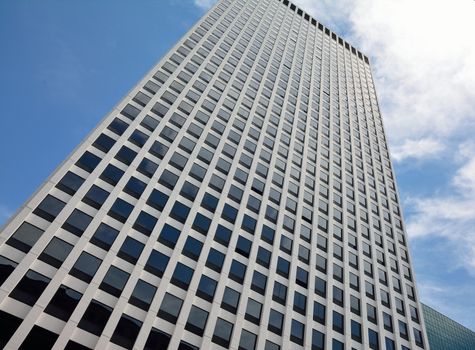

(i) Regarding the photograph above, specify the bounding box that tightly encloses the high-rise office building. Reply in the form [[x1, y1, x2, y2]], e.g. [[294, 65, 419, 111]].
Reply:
[[0, 0, 429, 349], [422, 303, 475, 350]]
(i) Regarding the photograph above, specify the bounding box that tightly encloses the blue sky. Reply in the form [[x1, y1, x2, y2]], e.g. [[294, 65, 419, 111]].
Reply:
[[1, 0, 474, 330]]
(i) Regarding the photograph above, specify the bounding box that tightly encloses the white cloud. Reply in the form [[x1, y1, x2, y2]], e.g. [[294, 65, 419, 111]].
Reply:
[[295, 0, 475, 162], [193, 0, 216, 9], [404, 145, 475, 272], [391, 138, 445, 162]]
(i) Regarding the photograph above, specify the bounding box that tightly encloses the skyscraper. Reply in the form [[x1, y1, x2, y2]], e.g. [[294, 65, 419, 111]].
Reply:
[[0, 0, 429, 349]]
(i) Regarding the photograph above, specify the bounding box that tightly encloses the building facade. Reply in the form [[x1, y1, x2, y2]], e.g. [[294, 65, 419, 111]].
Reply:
[[422, 303, 475, 350], [0, 0, 429, 349]]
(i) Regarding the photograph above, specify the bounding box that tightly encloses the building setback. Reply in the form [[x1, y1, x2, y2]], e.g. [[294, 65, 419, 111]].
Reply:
[[0, 0, 429, 349]]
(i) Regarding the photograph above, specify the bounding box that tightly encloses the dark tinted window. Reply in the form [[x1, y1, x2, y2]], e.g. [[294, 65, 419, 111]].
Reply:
[[171, 263, 194, 290], [115, 146, 137, 165], [82, 185, 109, 209], [196, 275, 217, 302], [133, 211, 157, 236], [90, 223, 119, 250], [111, 314, 142, 349], [229, 259, 246, 283], [56, 171, 85, 195], [0, 255, 18, 286], [221, 286, 240, 314], [118, 237, 144, 264], [6, 222, 44, 253], [100, 164, 124, 186], [145, 250, 169, 277], [147, 189, 169, 211], [100, 265, 130, 297], [158, 224, 180, 248], [124, 177, 147, 199], [108, 198, 134, 223], [185, 306, 209, 336], [9, 269, 50, 306], [76, 151, 101, 173], [70, 252, 101, 283], [38, 237, 73, 268], [130, 279, 156, 311], [62, 209, 92, 236], [78, 299, 113, 336], [20, 325, 58, 350], [45, 285, 82, 321], [33, 195, 65, 222], [158, 293, 183, 323]]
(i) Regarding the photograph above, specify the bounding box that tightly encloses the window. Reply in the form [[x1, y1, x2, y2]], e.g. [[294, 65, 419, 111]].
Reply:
[[171, 262, 194, 290], [100, 164, 124, 185], [202, 193, 219, 212], [78, 299, 113, 336], [221, 287, 240, 314], [138, 158, 158, 177], [212, 318, 233, 348], [180, 181, 199, 201], [130, 279, 156, 311], [239, 329, 257, 350], [206, 248, 225, 272], [268, 309, 284, 335], [108, 198, 134, 223], [91, 223, 119, 250], [222, 203, 238, 223], [277, 257, 290, 278], [76, 151, 101, 173], [20, 326, 58, 350], [332, 339, 344, 350], [296, 267, 308, 287], [124, 177, 147, 199], [351, 320, 362, 342], [0, 255, 17, 285], [115, 146, 137, 165], [118, 237, 144, 264], [83, 185, 109, 209], [290, 319, 305, 345], [147, 189, 169, 211], [133, 211, 157, 236], [273, 281, 287, 305], [182, 236, 203, 261], [245, 298, 262, 324], [185, 306, 209, 336], [312, 329, 325, 350], [56, 171, 84, 195], [145, 250, 169, 278], [62, 209, 93, 236], [70, 252, 101, 283], [111, 314, 142, 349], [144, 328, 171, 350], [33, 195, 65, 222], [251, 270, 267, 295], [333, 311, 344, 333], [0, 310, 22, 348], [158, 169, 178, 189], [294, 291, 307, 315], [256, 246, 271, 268], [236, 236, 252, 257], [7, 222, 44, 253], [196, 275, 217, 302], [229, 259, 246, 283], [100, 266, 130, 297], [158, 224, 181, 248], [313, 301, 326, 324], [261, 225, 275, 244], [170, 201, 191, 223], [10, 269, 50, 306], [44, 285, 82, 321], [39, 237, 73, 268], [368, 329, 379, 350], [192, 213, 211, 235], [158, 293, 183, 323], [214, 224, 232, 247]]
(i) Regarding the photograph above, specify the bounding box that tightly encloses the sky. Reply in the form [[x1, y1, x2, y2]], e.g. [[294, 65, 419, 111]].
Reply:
[[1, 0, 474, 331]]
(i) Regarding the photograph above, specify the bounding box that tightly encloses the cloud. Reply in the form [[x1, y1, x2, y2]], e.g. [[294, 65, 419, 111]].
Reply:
[[295, 0, 475, 163], [193, 0, 216, 9], [391, 138, 445, 162], [404, 145, 475, 272]]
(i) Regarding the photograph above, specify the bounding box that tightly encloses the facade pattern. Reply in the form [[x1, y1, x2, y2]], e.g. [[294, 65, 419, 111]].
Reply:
[[0, 0, 428, 349], [422, 303, 475, 350]]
